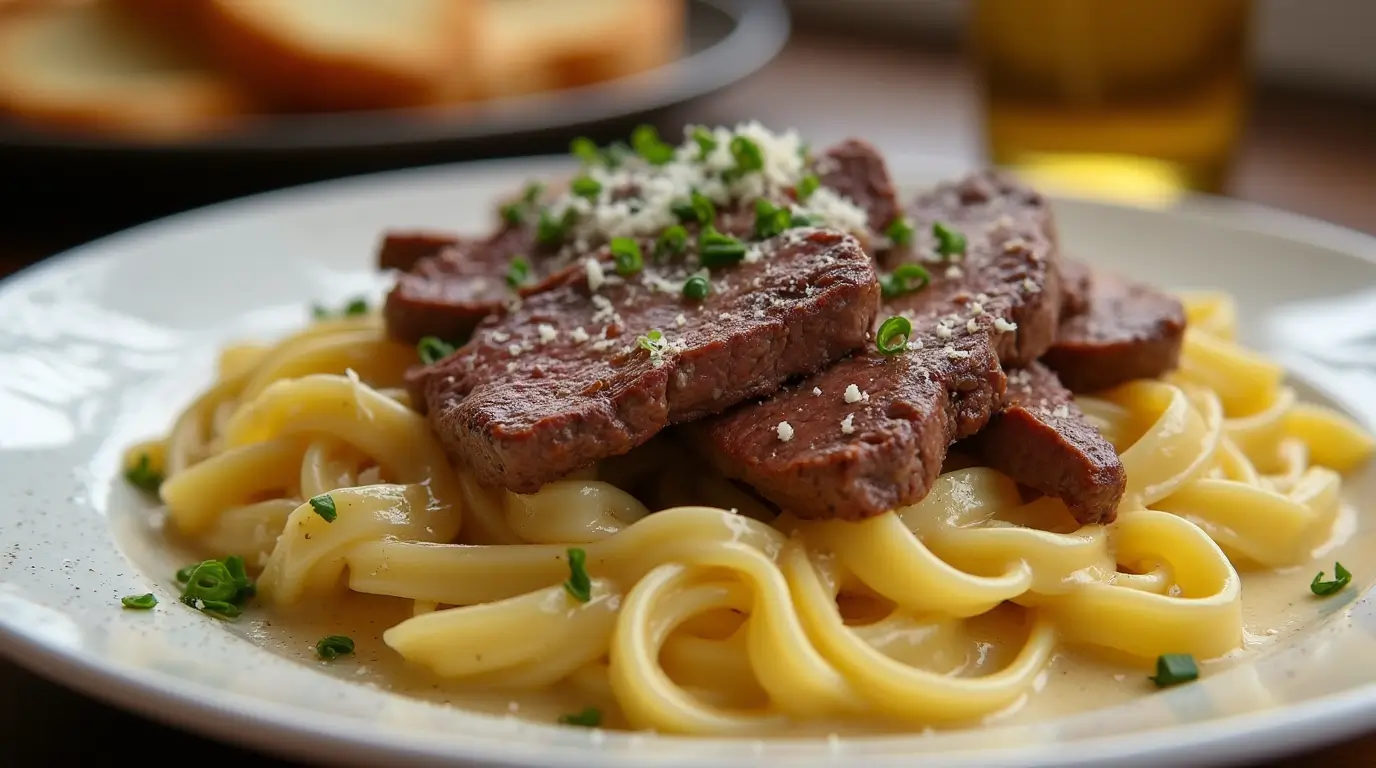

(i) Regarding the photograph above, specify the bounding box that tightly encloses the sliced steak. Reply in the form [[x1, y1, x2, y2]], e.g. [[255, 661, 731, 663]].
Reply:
[[417, 229, 881, 492], [377, 230, 462, 272], [1041, 265, 1186, 393], [815, 138, 900, 237], [383, 226, 540, 345], [691, 171, 1064, 520], [962, 363, 1125, 524], [382, 131, 899, 346], [891, 170, 1063, 366], [1058, 258, 1093, 319]]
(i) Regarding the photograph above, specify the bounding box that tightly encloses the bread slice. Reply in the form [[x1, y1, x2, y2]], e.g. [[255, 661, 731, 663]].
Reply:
[[0, 3, 249, 139], [201, 0, 481, 111], [476, 0, 684, 98]]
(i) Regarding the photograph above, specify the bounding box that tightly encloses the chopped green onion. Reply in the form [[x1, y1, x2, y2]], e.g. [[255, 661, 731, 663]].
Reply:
[[309, 493, 337, 523], [536, 208, 576, 247], [727, 135, 764, 179], [177, 556, 255, 620], [124, 453, 163, 494], [886, 217, 915, 248], [500, 202, 524, 226], [692, 190, 717, 226], [753, 198, 792, 240], [570, 176, 602, 199], [790, 211, 821, 228], [570, 136, 600, 165], [1311, 562, 1352, 596], [506, 256, 532, 289], [692, 126, 718, 158], [315, 635, 355, 661], [631, 124, 675, 165], [933, 221, 967, 259], [610, 238, 644, 276], [655, 225, 688, 259], [636, 329, 663, 352], [121, 593, 157, 610], [417, 336, 456, 365], [699, 229, 748, 267], [175, 564, 197, 583], [879, 264, 931, 299], [875, 316, 912, 355], [522, 181, 544, 205], [1149, 654, 1198, 688], [559, 707, 602, 727], [311, 297, 370, 320], [683, 275, 710, 301], [563, 547, 592, 602], [796, 173, 820, 202]]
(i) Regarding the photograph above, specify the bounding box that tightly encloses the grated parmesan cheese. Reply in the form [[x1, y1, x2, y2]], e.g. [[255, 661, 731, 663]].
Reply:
[[537, 323, 558, 343], [507, 343, 522, 357], [944, 346, 970, 360], [966, 318, 979, 334], [675, 313, 687, 327], [844, 384, 863, 404], [840, 414, 855, 435], [993, 317, 1018, 333], [813, 386, 823, 396], [776, 421, 795, 442], [584, 258, 605, 292], [945, 265, 963, 279], [570, 327, 590, 343]]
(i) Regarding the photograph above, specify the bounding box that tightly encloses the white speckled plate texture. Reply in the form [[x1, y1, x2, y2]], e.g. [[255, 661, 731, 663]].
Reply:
[[2, 155, 1376, 767]]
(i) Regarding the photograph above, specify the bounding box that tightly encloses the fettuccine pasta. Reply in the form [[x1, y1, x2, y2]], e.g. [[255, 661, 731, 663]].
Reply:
[[125, 293, 1375, 734]]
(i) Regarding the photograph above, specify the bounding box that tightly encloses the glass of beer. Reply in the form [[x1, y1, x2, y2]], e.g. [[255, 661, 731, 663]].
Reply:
[[972, 0, 1254, 203]]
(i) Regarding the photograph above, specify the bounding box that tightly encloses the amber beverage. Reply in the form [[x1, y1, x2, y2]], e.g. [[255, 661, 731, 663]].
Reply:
[[973, 0, 1253, 201]]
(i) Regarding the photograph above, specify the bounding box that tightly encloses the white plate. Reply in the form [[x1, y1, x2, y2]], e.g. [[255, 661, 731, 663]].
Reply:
[[2, 155, 1376, 768]]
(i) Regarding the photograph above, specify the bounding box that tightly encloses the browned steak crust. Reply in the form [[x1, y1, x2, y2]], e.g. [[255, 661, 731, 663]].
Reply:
[[1041, 264, 1186, 393], [963, 362, 1125, 524], [418, 229, 881, 492], [377, 230, 463, 272]]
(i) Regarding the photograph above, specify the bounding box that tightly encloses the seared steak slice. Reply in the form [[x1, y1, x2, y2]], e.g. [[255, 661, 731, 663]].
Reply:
[[1058, 258, 1093, 319], [693, 171, 1063, 520], [377, 230, 463, 272], [695, 327, 1004, 521], [962, 362, 1125, 524], [1041, 264, 1186, 393], [893, 170, 1063, 366], [418, 229, 881, 492], [815, 138, 901, 237], [381, 130, 899, 346]]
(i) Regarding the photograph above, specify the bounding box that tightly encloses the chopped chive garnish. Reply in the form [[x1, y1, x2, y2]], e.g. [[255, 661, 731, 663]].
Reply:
[[683, 275, 710, 301], [875, 316, 912, 355], [886, 217, 915, 248], [536, 208, 576, 247], [671, 200, 697, 223], [311, 297, 370, 320], [125, 453, 163, 494], [655, 225, 688, 259], [790, 211, 821, 228], [727, 135, 764, 179], [570, 136, 600, 165], [636, 329, 663, 352], [610, 238, 644, 276], [500, 202, 524, 226], [121, 593, 157, 610], [879, 264, 931, 299], [505, 256, 532, 289], [933, 221, 967, 259], [1311, 562, 1352, 596], [522, 181, 544, 204], [309, 493, 337, 523], [699, 229, 748, 267], [1149, 653, 1198, 688], [692, 126, 718, 158], [175, 563, 197, 583], [570, 176, 602, 199], [692, 190, 716, 227], [558, 707, 602, 727], [631, 124, 675, 165], [417, 336, 456, 365], [177, 556, 255, 620], [753, 198, 791, 240], [315, 635, 355, 661], [563, 547, 592, 602], [796, 173, 820, 202]]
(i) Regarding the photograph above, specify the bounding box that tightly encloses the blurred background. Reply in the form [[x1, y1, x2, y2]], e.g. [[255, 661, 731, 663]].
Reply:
[[0, 0, 1372, 275], [2, 0, 1376, 764]]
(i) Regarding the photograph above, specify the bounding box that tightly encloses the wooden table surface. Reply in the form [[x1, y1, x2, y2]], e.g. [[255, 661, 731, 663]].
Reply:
[[3, 31, 1376, 766]]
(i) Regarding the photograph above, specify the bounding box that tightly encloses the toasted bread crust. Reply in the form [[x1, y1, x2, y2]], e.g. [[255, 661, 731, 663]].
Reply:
[[202, 0, 481, 111]]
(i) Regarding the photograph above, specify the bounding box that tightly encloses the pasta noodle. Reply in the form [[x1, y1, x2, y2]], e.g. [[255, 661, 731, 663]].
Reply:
[[127, 292, 1374, 735]]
